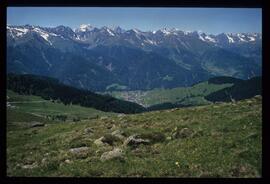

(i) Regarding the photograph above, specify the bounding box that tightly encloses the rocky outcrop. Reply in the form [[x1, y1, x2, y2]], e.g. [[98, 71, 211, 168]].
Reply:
[[123, 134, 150, 148]]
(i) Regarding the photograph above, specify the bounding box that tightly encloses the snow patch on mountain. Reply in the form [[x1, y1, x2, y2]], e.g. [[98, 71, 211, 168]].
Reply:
[[41, 52, 52, 67], [238, 37, 246, 42], [183, 31, 192, 35], [144, 39, 157, 45], [78, 80, 84, 88], [226, 34, 235, 43], [132, 29, 141, 35], [33, 28, 53, 45], [237, 34, 247, 42], [74, 35, 81, 40], [198, 34, 205, 41], [160, 28, 171, 35], [10, 27, 29, 37], [205, 35, 216, 42], [106, 63, 113, 71], [106, 28, 115, 36], [112, 26, 125, 34], [78, 24, 94, 32], [248, 36, 255, 41], [7, 24, 261, 47]]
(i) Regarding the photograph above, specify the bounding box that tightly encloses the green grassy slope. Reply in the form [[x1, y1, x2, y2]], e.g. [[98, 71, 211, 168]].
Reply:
[[7, 90, 115, 127], [7, 94, 262, 177], [205, 77, 261, 102]]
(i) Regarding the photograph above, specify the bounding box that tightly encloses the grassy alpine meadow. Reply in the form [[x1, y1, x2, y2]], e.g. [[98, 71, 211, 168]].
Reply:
[[7, 90, 116, 124], [6, 90, 262, 177]]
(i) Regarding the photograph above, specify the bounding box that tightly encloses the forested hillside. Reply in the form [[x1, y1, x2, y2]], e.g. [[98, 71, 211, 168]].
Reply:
[[7, 73, 146, 114]]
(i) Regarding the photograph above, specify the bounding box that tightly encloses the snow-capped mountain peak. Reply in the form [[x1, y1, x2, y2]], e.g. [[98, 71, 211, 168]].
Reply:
[[100, 26, 116, 36], [8, 27, 29, 37], [204, 35, 216, 43], [6, 24, 262, 93], [160, 28, 173, 35], [106, 28, 115, 36], [183, 30, 192, 35], [111, 26, 125, 34], [33, 27, 59, 45], [224, 33, 234, 43], [77, 24, 94, 32], [7, 24, 261, 47]]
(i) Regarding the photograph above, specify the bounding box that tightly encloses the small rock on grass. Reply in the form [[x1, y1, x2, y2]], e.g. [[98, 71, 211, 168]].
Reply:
[[94, 137, 107, 146], [69, 147, 89, 154], [30, 122, 45, 128], [41, 158, 47, 164], [84, 127, 94, 134], [64, 159, 72, 164], [100, 148, 124, 162], [110, 124, 117, 130], [111, 130, 125, 140], [123, 134, 150, 147], [21, 162, 38, 169]]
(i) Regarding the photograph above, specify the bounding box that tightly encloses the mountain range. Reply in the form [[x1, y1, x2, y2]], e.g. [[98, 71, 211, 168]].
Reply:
[[7, 24, 262, 91]]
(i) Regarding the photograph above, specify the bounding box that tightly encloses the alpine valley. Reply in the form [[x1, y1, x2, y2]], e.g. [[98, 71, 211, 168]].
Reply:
[[7, 24, 262, 91], [6, 24, 262, 177]]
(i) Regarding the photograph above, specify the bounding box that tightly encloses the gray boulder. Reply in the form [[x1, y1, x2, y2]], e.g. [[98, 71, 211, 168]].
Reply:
[[84, 127, 94, 134], [69, 147, 89, 154], [21, 162, 38, 169], [94, 137, 106, 147], [111, 130, 125, 140], [100, 148, 124, 162], [123, 134, 150, 147]]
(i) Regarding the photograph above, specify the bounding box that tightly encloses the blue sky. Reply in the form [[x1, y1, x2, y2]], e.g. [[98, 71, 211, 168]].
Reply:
[[7, 7, 261, 34]]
